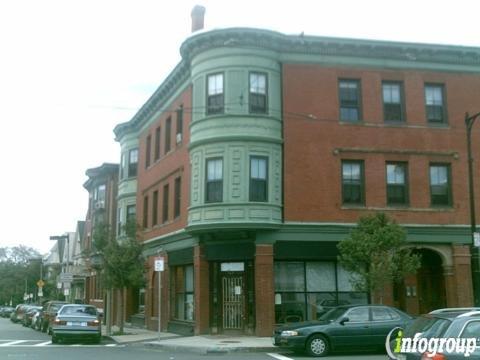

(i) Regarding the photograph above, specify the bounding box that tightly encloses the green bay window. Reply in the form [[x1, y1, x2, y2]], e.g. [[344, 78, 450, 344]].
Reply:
[[206, 158, 223, 203], [250, 156, 268, 202]]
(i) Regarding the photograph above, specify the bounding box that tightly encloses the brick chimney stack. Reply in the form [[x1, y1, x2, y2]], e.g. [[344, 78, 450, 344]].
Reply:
[[191, 5, 206, 33]]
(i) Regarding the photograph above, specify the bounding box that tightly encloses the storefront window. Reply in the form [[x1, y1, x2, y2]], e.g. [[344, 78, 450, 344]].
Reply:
[[171, 265, 194, 321], [274, 261, 367, 324]]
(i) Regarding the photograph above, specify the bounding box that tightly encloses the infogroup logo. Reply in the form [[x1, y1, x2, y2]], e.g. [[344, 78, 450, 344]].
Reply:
[[385, 327, 477, 359]]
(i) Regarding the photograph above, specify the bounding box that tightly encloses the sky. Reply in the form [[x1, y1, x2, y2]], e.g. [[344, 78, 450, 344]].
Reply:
[[0, 0, 479, 255]]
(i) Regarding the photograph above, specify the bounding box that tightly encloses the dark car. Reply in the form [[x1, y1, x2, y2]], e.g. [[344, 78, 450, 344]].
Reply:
[[22, 306, 42, 327], [41, 300, 67, 333], [273, 304, 413, 357], [50, 304, 101, 344], [0, 306, 14, 318], [395, 309, 480, 359]]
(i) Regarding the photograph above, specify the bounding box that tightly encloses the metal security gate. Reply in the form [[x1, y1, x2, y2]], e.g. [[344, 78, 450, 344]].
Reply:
[[222, 275, 244, 330]]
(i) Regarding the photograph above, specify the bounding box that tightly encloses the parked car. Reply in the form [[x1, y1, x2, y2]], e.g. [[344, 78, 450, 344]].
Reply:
[[10, 304, 31, 323], [50, 304, 101, 344], [31, 309, 43, 330], [41, 300, 67, 333], [22, 306, 42, 327], [0, 306, 14, 318], [273, 304, 413, 357], [397, 309, 480, 359]]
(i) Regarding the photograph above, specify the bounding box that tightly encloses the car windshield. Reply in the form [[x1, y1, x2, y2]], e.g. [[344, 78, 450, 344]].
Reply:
[[319, 307, 348, 322], [404, 315, 451, 339], [59, 306, 97, 316]]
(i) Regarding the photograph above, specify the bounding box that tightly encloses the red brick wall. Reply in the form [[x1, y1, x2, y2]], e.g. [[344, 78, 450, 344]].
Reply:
[[283, 64, 480, 225], [254, 245, 275, 336], [137, 87, 192, 241]]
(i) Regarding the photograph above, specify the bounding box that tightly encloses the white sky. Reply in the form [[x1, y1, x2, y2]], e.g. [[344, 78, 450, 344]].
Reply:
[[0, 0, 479, 255]]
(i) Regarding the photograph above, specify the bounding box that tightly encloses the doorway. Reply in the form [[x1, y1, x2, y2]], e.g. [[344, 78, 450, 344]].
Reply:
[[221, 273, 245, 330]]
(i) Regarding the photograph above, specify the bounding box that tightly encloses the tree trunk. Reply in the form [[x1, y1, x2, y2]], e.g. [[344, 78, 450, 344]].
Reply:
[[119, 287, 125, 334]]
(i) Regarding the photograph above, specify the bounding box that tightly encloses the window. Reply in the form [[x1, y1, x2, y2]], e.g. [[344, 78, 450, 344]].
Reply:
[[165, 117, 171, 153], [430, 164, 452, 206], [207, 73, 224, 114], [154, 127, 161, 161], [342, 161, 364, 205], [386, 162, 408, 205], [120, 153, 126, 179], [339, 80, 361, 122], [170, 265, 194, 321], [372, 307, 401, 321], [117, 207, 124, 235], [425, 84, 446, 124], [126, 205, 136, 223], [274, 261, 367, 324], [250, 156, 268, 202], [145, 135, 151, 168], [174, 177, 181, 218], [162, 184, 169, 223], [128, 148, 138, 177], [176, 105, 183, 142], [206, 158, 223, 203], [152, 190, 158, 226], [94, 184, 106, 202], [346, 307, 369, 322], [143, 196, 149, 228], [383, 82, 404, 122], [249, 72, 267, 113]]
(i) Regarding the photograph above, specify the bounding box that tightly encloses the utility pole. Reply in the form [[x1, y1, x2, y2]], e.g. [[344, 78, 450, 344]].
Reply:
[[465, 111, 480, 306]]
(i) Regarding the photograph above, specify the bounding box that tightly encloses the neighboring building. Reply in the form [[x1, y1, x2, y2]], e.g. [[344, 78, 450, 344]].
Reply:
[[113, 8, 480, 336], [71, 221, 88, 303], [81, 163, 119, 314]]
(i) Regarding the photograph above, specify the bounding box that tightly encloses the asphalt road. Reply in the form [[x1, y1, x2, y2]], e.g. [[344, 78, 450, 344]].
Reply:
[[0, 317, 388, 360]]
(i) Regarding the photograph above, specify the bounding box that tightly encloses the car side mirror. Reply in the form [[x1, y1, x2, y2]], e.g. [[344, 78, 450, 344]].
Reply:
[[339, 317, 349, 325]]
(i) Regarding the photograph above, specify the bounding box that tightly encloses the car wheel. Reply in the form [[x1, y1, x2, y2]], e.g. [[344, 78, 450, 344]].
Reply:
[[306, 334, 329, 357]]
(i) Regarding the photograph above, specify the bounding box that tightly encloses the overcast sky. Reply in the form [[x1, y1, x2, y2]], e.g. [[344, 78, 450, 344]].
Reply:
[[1, 0, 479, 255]]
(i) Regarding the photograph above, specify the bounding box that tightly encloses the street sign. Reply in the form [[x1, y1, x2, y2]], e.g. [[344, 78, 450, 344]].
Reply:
[[60, 272, 73, 283], [38, 289, 43, 297], [37, 279, 45, 288], [154, 257, 165, 272]]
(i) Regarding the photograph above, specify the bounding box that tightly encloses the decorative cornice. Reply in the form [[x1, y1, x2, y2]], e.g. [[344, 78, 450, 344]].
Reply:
[[181, 28, 480, 68], [333, 147, 459, 158], [113, 61, 190, 141]]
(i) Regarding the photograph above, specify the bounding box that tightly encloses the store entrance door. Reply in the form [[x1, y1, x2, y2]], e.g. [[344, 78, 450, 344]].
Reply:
[[220, 262, 245, 333]]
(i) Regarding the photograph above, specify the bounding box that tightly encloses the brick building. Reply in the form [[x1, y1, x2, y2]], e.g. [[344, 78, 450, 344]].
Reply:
[[113, 9, 480, 336]]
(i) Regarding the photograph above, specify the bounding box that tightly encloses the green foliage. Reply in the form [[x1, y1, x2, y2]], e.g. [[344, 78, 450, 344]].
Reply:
[[92, 220, 145, 290], [0, 246, 44, 305], [337, 213, 421, 301]]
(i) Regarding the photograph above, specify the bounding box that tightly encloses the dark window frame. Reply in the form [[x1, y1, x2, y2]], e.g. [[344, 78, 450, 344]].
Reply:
[[143, 195, 149, 229], [205, 157, 223, 203], [386, 162, 409, 206], [249, 72, 268, 114], [170, 264, 194, 322], [154, 126, 161, 161], [176, 105, 183, 140], [145, 134, 152, 168], [338, 79, 362, 122], [165, 117, 172, 154], [429, 163, 452, 207], [174, 177, 181, 219], [206, 73, 224, 115], [128, 148, 138, 178], [152, 190, 158, 227], [382, 81, 405, 123], [425, 83, 447, 125], [341, 160, 365, 205], [162, 183, 170, 223], [249, 156, 268, 202]]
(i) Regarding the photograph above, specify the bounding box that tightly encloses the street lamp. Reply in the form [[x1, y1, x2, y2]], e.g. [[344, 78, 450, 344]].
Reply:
[[465, 111, 480, 306]]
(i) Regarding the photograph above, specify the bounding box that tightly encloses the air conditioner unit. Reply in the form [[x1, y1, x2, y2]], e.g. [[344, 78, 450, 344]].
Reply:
[[94, 201, 105, 210], [176, 133, 182, 144]]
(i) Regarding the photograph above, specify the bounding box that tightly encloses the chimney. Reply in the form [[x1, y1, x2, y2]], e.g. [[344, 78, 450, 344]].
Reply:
[[191, 5, 206, 33]]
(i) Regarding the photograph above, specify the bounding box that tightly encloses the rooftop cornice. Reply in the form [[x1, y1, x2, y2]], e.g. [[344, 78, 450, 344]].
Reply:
[[114, 60, 190, 141], [180, 27, 480, 67]]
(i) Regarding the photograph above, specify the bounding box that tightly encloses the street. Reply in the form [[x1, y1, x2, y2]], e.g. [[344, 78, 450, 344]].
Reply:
[[0, 318, 388, 360]]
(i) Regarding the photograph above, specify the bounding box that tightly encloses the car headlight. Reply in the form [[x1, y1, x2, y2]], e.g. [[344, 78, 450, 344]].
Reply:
[[281, 330, 299, 337]]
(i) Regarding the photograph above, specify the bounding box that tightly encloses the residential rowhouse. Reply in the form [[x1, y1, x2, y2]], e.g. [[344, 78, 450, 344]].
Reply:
[[112, 7, 480, 337]]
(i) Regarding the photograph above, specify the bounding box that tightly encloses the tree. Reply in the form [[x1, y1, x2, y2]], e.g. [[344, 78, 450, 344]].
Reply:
[[92, 220, 145, 334], [337, 212, 421, 303]]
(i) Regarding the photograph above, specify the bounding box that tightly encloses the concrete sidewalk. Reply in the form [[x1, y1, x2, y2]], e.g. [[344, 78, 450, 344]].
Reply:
[[102, 324, 277, 353]]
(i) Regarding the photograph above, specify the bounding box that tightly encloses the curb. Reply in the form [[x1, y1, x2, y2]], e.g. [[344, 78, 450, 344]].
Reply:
[[145, 342, 278, 354]]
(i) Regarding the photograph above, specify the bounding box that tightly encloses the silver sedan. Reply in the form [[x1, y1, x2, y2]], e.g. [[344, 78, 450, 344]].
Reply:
[[50, 304, 101, 344]]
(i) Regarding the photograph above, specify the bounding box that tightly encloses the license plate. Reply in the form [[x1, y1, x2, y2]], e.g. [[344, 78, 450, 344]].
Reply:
[[67, 321, 87, 326]]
